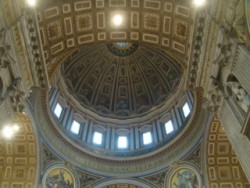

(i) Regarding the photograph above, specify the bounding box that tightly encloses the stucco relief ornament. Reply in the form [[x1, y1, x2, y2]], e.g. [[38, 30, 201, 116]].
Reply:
[[227, 81, 250, 112], [203, 76, 226, 112], [0, 28, 6, 43], [221, 0, 250, 48], [203, 91, 222, 112], [231, 0, 249, 43], [0, 28, 10, 68], [0, 77, 25, 112], [214, 43, 233, 67]]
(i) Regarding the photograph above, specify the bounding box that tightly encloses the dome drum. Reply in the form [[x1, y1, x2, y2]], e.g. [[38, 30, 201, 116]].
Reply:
[[49, 86, 194, 157]]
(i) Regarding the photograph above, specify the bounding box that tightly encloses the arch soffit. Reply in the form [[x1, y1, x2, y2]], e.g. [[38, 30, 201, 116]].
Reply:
[[0, 113, 38, 188], [37, 0, 195, 77]]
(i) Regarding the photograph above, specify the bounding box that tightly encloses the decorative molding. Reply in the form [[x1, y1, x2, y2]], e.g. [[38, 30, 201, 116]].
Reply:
[[32, 87, 206, 176], [0, 28, 10, 69], [142, 170, 167, 187], [36, 0, 195, 71], [42, 144, 60, 171], [206, 115, 250, 187], [183, 144, 202, 170], [188, 15, 206, 89], [24, 11, 49, 89]]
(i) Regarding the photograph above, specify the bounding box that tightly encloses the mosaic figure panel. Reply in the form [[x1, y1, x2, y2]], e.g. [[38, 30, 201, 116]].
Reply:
[[167, 165, 202, 188], [44, 167, 75, 188]]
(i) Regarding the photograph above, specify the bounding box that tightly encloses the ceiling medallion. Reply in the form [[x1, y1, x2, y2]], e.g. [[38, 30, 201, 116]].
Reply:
[[107, 42, 139, 57]]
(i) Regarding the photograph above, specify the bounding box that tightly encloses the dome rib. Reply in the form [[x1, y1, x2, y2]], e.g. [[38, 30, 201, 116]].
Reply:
[[62, 42, 182, 119]]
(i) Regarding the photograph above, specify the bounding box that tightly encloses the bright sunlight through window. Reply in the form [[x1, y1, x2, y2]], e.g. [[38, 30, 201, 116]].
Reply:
[[165, 120, 174, 134], [118, 136, 128, 149], [182, 102, 191, 118], [143, 132, 152, 145], [93, 132, 103, 145], [70, 120, 80, 134], [54, 103, 62, 118]]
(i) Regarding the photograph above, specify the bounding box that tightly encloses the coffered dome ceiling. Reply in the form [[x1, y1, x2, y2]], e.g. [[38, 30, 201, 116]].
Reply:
[[21, 0, 208, 177], [62, 42, 182, 118]]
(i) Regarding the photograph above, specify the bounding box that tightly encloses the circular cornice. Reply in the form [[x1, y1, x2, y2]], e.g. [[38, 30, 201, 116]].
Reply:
[[34, 87, 207, 176]]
